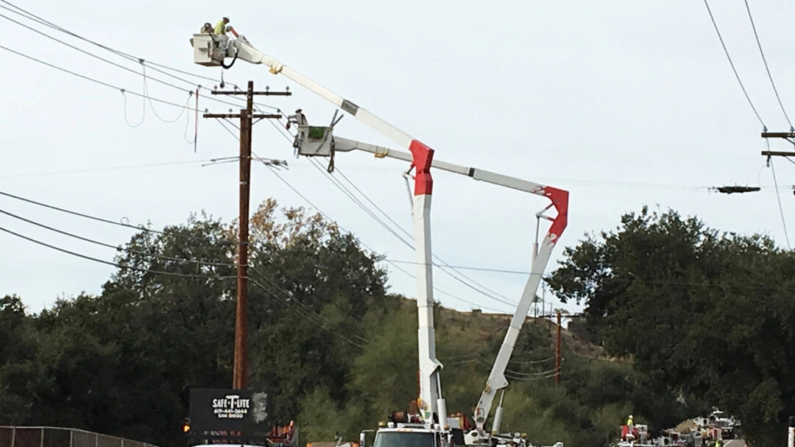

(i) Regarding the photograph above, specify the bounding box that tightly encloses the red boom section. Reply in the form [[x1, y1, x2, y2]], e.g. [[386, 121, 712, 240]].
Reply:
[[543, 186, 569, 242], [409, 140, 434, 196]]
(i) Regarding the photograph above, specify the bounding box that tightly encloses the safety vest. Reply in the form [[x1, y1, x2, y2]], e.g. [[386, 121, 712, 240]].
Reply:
[[627, 418, 633, 425], [214, 20, 227, 35]]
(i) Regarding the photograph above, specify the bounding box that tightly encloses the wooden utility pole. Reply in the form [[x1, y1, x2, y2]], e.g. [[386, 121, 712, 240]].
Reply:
[[761, 131, 795, 159], [204, 80, 290, 390], [555, 310, 561, 385]]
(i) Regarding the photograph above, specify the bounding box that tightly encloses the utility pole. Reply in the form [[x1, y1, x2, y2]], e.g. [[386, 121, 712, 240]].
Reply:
[[761, 131, 795, 160], [204, 80, 291, 390], [555, 310, 561, 385]]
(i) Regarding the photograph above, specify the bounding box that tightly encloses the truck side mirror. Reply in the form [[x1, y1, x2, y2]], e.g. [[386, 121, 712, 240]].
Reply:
[[359, 431, 367, 447]]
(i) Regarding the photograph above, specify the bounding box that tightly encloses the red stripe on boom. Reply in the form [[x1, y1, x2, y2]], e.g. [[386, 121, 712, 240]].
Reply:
[[409, 140, 434, 196]]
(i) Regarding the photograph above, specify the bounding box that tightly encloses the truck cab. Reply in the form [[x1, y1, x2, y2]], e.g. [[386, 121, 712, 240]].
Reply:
[[361, 422, 452, 447]]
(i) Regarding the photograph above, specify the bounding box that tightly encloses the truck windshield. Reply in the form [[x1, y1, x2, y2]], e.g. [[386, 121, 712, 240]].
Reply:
[[374, 432, 440, 447]]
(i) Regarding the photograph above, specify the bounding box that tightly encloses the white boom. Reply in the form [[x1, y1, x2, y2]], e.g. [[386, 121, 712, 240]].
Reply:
[[191, 32, 445, 422], [189, 32, 570, 437], [305, 134, 569, 437]]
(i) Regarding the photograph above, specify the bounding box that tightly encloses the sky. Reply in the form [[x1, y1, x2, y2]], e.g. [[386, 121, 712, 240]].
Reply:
[[1, 0, 794, 321]]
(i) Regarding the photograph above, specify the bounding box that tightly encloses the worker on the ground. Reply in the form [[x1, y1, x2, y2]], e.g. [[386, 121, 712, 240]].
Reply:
[[715, 439, 722, 447], [286, 109, 307, 130]]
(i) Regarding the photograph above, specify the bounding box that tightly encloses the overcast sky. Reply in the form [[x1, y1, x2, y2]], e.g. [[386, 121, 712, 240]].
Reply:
[[1, 0, 794, 320]]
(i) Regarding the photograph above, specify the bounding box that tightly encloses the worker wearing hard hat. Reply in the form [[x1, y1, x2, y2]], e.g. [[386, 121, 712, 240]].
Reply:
[[214, 17, 239, 55], [286, 109, 308, 130], [214, 17, 238, 36], [626, 415, 634, 427]]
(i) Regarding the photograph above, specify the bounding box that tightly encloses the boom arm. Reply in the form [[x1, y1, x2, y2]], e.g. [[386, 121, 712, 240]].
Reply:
[[329, 136, 569, 433], [191, 34, 569, 432], [191, 32, 446, 422], [192, 33, 415, 149]]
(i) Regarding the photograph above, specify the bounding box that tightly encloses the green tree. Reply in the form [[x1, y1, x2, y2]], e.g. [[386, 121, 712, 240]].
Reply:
[[546, 206, 795, 447]]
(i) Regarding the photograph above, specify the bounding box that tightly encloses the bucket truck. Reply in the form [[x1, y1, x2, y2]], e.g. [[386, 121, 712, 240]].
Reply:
[[191, 29, 450, 446], [189, 31, 568, 447]]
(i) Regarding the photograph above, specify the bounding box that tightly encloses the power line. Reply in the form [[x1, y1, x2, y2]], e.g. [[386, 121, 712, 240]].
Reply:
[[0, 159, 219, 180], [0, 201, 371, 346], [0, 218, 365, 349], [266, 121, 517, 308], [333, 166, 514, 304], [247, 277, 366, 349], [0, 1, 280, 112], [0, 44, 200, 112], [0, 189, 174, 235], [703, 0, 766, 127], [0, 223, 235, 280], [743, 0, 793, 129], [0, 0, 217, 85], [252, 157, 510, 313], [0, 207, 235, 269], [2, 10, 515, 313], [0, 12, 278, 116]]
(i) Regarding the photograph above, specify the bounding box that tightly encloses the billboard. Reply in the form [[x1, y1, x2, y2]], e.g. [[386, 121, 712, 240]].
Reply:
[[189, 388, 271, 432]]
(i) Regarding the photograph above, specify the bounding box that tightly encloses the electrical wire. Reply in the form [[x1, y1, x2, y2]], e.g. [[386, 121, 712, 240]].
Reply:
[[249, 271, 369, 344], [0, 217, 364, 349], [0, 44, 195, 110], [0, 200, 370, 345], [0, 1, 279, 112], [252, 157, 509, 313], [325, 170, 516, 307], [332, 165, 514, 305], [211, 116, 511, 311], [0, 207, 234, 269], [0, 159, 216, 180], [0, 189, 241, 247], [267, 120, 517, 308], [703, 0, 766, 127], [247, 277, 366, 349], [0, 223, 235, 280], [0, 13, 276, 115], [743, 0, 793, 129]]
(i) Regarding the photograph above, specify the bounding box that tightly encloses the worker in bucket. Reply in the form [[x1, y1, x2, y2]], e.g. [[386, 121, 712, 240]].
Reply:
[[286, 109, 307, 130], [626, 414, 634, 427], [214, 17, 238, 36], [214, 17, 239, 55]]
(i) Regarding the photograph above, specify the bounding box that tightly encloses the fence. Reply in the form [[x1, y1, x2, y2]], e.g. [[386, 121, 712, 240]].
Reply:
[[0, 427, 158, 447]]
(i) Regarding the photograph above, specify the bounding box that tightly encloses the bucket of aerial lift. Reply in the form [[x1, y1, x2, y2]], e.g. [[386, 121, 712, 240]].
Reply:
[[295, 125, 334, 157], [191, 33, 226, 66]]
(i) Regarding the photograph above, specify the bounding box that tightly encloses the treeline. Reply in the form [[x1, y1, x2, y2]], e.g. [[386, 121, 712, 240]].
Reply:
[[547, 206, 795, 447], [1, 199, 704, 447]]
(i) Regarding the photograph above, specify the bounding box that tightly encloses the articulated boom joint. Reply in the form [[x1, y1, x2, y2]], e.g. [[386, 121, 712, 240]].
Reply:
[[409, 140, 434, 196], [540, 186, 569, 243]]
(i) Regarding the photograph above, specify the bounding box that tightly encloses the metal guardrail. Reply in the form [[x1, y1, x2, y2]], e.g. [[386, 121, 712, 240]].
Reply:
[[0, 427, 158, 447]]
